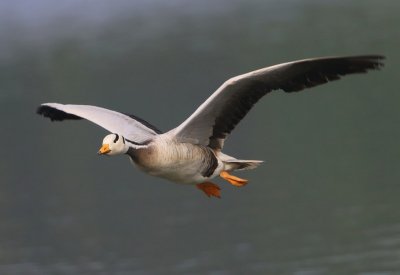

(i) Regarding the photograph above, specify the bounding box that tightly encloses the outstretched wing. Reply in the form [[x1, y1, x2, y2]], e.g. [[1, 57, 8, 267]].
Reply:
[[37, 103, 161, 144], [169, 55, 384, 150]]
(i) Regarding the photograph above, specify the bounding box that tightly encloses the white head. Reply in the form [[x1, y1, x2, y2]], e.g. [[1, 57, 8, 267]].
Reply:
[[98, 133, 129, 156]]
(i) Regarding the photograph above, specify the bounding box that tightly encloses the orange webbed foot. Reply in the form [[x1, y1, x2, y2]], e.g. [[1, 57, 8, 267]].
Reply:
[[220, 171, 248, 187], [196, 182, 221, 198]]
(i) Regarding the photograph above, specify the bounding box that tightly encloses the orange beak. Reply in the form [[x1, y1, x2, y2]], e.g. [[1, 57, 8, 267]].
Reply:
[[98, 144, 111, 155]]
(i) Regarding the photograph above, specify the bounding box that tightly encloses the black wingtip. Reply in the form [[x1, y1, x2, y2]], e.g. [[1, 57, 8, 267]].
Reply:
[[375, 55, 385, 69], [357, 54, 385, 70], [278, 55, 385, 93], [37, 105, 82, 121], [345, 55, 385, 72]]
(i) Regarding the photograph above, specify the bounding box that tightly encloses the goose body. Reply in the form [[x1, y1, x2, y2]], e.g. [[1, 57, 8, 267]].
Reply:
[[37, 55, 384, 198], [129, 135, 223, 184]]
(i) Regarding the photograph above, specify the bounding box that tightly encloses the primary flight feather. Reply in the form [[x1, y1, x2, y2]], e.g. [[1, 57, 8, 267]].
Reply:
[[37, 55, 384, 198]]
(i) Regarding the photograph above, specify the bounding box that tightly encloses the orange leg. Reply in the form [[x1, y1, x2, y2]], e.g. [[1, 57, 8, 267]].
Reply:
[[220, 171, 248, 187], [196, 182, 221, 198]]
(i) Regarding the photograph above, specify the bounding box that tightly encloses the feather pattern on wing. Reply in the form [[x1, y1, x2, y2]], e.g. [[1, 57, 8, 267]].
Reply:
[[37, 103, 161, 144], [170, 55, 384, 150]]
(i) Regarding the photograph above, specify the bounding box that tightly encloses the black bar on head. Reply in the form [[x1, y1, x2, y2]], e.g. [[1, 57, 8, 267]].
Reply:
[[113, 134, 119, 143]]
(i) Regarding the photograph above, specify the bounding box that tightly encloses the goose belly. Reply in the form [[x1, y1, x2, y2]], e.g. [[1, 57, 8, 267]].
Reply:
[[131, 142, 222, 184]]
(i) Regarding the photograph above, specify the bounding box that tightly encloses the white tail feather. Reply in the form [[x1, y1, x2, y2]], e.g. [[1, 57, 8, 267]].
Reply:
[[224, 159, 264, 171], [217, 152, 263, 171]]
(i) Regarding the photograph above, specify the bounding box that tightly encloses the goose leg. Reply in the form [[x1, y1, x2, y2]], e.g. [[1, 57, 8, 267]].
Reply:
[[220, 171, 248, 187], [196, 182, 221, 198]]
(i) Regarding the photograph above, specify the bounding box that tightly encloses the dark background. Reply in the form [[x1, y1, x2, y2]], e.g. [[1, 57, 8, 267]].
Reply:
[[0, 0, 399, 274]]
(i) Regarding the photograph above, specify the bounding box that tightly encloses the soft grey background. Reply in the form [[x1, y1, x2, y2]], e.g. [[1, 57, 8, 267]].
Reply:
[[1, 0, 399, 274]]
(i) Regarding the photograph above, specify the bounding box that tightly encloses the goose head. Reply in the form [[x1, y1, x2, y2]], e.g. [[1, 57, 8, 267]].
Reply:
[[98, 133, 129, 156]]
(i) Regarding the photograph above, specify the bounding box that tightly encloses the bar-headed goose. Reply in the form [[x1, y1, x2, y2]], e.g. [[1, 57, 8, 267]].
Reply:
[[37, 55, 384, 198]]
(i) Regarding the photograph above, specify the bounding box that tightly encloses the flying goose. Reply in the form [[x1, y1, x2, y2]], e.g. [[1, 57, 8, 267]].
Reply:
[[37, 55, 384, 198]]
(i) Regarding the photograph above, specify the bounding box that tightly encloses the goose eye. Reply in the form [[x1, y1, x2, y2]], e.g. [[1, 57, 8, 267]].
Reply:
[[113, 134, 119, 143]]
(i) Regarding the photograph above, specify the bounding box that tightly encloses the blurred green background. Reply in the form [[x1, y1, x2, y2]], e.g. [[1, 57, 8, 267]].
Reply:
[[0, 0, 399, 274]]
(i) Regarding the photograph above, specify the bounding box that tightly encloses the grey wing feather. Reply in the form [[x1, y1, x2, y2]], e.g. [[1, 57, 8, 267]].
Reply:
[[170, 55, 384, 150], [37, 103, 160, 143]]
